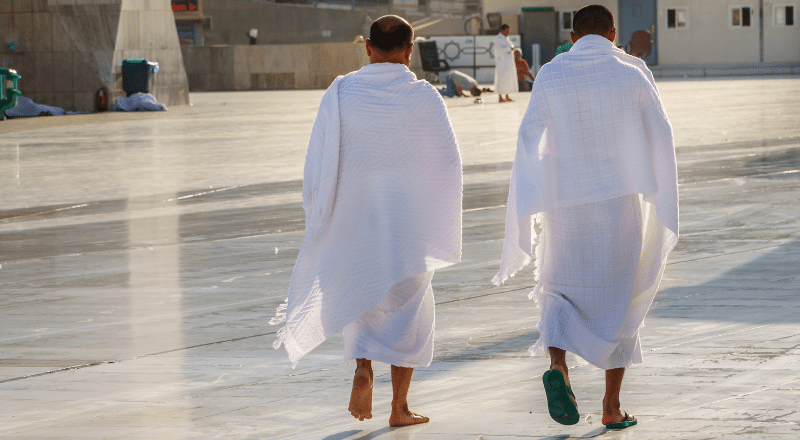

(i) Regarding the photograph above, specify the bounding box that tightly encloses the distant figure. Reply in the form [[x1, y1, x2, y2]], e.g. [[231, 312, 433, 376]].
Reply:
[[494, 24, 517, 102], [514, 49, 535, 91], [271, 15, 462, 428], [439, 69, 482, 97], [494, 5, 678, 431]]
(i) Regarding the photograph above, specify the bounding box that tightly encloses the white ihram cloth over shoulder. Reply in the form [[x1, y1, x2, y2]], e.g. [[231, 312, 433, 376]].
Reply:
[[271, 63, 463, 368], [494, 33, 517, 94], [493, 35, 679, 370]]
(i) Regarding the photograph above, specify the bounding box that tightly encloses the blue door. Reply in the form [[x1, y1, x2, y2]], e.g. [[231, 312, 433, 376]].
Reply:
[[618, 0, 657, 65]]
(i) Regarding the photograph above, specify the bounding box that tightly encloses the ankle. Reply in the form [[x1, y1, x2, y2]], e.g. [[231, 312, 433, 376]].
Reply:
[[602, 397, 620, 411], [391, 400, 408, 412]]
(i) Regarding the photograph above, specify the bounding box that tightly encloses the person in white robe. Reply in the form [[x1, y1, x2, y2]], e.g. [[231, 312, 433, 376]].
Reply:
[[494, 24, 517, 102], [271, 15, 462, 427], [493, 5, 678, 431]]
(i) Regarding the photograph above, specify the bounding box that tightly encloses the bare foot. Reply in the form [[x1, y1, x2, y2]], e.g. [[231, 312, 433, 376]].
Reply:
[[389, 404, 429, 427], [348, 362, 373, 421], [550, 365, 577, 408], [499, 97, 506, 103]]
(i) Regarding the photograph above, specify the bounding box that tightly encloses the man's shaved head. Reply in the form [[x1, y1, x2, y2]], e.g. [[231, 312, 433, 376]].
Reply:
[[369, 15, 413, 52], [572, 5, 615, 37]]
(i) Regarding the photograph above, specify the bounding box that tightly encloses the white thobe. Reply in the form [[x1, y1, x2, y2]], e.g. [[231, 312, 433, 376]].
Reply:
[[494, 33, 517, 94], [272, 63, 463, 368], [494, 35, 679, 370]]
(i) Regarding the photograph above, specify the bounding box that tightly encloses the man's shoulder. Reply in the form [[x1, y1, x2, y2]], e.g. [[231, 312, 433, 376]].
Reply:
[[539, 53, 649, 83]]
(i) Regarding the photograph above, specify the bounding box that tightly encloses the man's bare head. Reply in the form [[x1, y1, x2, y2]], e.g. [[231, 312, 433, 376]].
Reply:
[[366, 15, 414, 65], [369, 15, 413, 52], [571, 5, 616, 43]]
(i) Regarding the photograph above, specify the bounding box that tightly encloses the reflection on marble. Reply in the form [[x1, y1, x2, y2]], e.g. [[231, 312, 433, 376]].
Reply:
[[1, 77, 799, 439]]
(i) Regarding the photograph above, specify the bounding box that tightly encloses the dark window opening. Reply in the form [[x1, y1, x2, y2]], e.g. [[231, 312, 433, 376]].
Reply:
[[787, 6, 795, 25], [667, 9, 676, 28], [742, 7, 751, 26]]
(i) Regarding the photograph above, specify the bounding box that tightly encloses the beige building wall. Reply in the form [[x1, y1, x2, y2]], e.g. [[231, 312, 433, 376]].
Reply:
[[182, 42, 369, 91], [482, 0, 618, 37], [0, 0, 188, 112], [483, 0, 798, 66], [0, 0, 107, 111], [763, 1, 800, 62], [659, 0, 760, 64]]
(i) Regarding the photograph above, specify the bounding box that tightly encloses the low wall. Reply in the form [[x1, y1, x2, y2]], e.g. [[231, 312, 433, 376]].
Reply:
[[181, 42, 370, 91]]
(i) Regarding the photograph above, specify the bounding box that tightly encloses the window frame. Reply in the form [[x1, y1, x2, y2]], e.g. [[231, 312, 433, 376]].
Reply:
[[560, 10, 579, 31], [666, 7, 689, 29], [772, 4, 796, 26], [729, 5, 754, 28]]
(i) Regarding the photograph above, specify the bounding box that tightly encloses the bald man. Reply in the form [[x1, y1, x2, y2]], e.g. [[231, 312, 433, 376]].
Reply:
[[271, 15, 462, 427]]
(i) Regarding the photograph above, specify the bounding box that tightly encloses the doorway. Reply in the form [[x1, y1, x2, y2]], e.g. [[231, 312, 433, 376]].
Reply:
[[618, 0, 658, 65]]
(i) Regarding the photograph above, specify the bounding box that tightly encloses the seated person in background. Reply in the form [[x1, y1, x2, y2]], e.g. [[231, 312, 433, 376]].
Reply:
[[514, 49, 535, 91], [439, 70, 482, 98]]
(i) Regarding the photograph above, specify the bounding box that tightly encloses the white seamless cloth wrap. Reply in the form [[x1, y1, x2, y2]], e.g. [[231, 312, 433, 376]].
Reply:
[[494, 33, 518, 95], [493, 35, 679, 369], [272, 63, 463, 367]]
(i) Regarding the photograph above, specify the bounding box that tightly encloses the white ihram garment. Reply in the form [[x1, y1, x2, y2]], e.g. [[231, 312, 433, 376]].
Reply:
[[493, 35, 679, 370], [494, 33, 517, 95], [271, 63, 463, 368]]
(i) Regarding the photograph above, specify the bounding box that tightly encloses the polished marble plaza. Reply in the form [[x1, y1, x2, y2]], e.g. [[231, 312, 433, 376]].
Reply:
[[1, 77, 800, 439]]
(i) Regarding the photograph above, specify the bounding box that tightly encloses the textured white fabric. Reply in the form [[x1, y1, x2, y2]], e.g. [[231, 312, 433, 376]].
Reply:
[[494, 33, 517, 95], [344, 271, 435, 368], [272, 63, 463, 367], [493, 35, 678, 369]]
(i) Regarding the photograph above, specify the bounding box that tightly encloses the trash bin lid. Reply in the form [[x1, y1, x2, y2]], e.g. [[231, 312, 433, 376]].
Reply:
[[122, 59, 159, 73]]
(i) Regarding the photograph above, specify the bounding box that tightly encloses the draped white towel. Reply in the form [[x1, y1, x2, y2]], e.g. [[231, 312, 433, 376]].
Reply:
[[272, 63, 463, 367], [493, 35, 679, 369]]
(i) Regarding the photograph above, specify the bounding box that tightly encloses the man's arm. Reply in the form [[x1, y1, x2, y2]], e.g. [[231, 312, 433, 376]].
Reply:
[[454, 85, 469, 97]]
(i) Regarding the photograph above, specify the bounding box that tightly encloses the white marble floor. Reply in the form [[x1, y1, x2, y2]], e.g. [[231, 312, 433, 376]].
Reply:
[[1, 77, 799, 439]]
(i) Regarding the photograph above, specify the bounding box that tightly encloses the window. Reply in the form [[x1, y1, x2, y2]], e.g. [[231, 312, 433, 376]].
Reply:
[[731, 6, 753, 27], [774, 5, 796, 26], [666, 8, 688, 28], [561, 10, 578, 30]]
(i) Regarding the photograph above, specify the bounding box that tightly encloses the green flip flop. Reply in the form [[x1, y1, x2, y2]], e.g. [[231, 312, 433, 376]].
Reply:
[[605, 411, 637, 430], [542, 369, 579, 425]]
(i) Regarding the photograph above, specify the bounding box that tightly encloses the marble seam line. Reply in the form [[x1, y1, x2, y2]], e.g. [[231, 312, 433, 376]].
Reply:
[[667, 241, 800, 265], [649, 375, 800, 422], [0, 283, 538, 383], [0, 331, 275, 385]]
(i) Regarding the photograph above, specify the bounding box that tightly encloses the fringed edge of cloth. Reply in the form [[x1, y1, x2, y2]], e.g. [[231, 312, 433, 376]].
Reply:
[[492, 213, 544, 287], [270, 298, 288, 350]]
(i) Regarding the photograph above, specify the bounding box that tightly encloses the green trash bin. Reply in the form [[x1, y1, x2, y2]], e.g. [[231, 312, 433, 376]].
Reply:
[[121, 59, 159, 97], [0, 68, 22, 121]]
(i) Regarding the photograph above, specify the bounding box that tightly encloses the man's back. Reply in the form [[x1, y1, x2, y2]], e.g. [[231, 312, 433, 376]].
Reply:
[[519, 35, 664, 208], [277, 62, 462, 365]]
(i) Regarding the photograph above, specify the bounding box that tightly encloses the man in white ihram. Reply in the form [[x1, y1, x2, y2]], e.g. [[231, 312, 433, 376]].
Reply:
[[493, 5, 678, 431], [494, 24, 517, 103], [271, 15, 462, 427]]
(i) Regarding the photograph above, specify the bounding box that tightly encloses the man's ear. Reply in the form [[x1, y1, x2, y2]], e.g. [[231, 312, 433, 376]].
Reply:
[[366, 39, 373, 57], [403, 43, 413, 65], [570, 31, 579, 43], [606, 28, 616, 43]]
